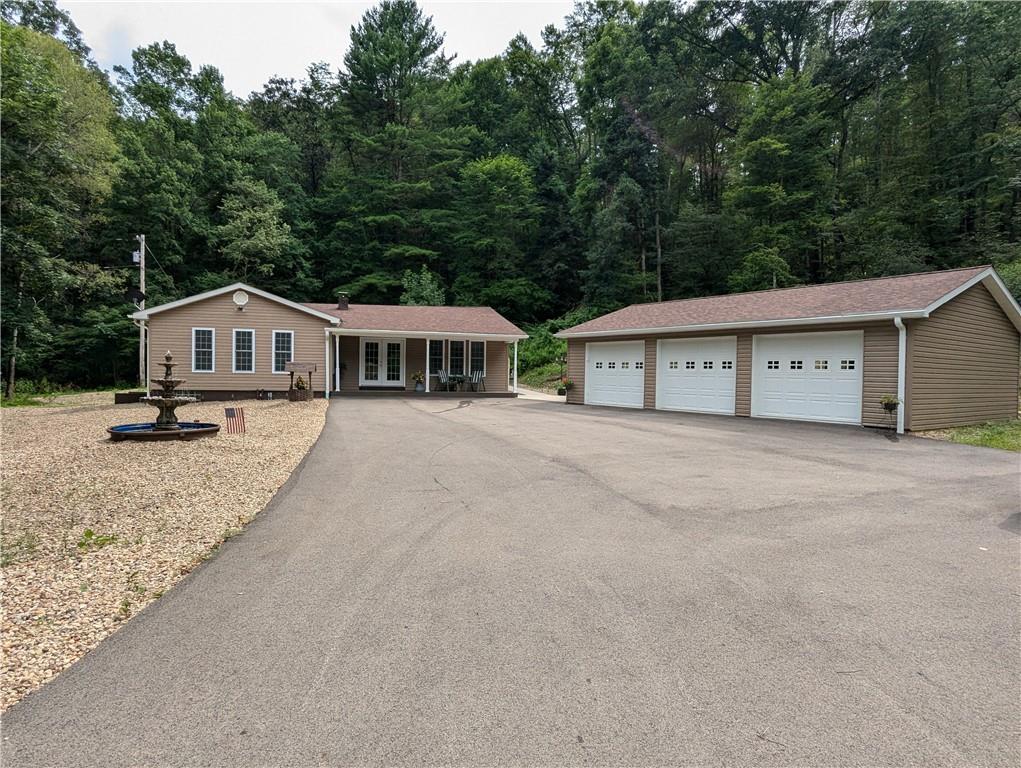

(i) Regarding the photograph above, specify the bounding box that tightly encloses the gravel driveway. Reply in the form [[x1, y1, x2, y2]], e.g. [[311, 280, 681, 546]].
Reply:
[[2, 398, 1018, 766]]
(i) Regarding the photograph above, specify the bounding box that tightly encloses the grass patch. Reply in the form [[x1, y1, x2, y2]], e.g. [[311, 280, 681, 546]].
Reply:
[[932, 420, 1021, 452], [519, 362, 566, 393]]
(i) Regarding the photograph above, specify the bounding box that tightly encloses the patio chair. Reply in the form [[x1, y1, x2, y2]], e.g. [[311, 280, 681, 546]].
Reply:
[[437, 369, 451, 391], [469, 369, 485, 392]]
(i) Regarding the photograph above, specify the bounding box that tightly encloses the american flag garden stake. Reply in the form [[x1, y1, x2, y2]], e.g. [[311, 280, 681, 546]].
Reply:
[[224, 406, 246, 435]]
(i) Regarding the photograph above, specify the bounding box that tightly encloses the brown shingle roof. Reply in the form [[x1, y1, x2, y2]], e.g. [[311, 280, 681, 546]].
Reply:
[[303, 303, 527, 337], [560, 266, 992, 336]]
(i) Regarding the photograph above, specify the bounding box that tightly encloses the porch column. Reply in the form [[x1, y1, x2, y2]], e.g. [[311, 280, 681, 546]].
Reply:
[[512, 339, 518, 394], [425, 337, 430, 393], [323, 331, 330, 400], [334, 334, 340, 392]]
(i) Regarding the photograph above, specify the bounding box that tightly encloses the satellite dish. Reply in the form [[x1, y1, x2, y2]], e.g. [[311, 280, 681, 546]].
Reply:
[[232, 290, 249, 308]]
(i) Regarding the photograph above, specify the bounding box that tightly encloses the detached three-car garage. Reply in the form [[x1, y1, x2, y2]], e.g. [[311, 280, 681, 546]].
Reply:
[[561, 267, 1021, 433]]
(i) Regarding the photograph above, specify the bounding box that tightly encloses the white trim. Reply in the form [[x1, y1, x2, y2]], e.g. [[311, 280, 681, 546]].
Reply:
[[512, 340, 518, 394], [130, 282, 341, 324], [327, 328, 526, 342], [654, 335, 737, 415], [750, 330, 864, 426], [921, 268, 1021, 332], [894, 317, 906, 434], [324, 330, 330, 399], [271, 330, 295, 374], [359, 337, 405, 387], [334, 334, 340, 392], [191, 327, 215, 373], [231, 328, 256, 374], [556, 310, 928, 339]]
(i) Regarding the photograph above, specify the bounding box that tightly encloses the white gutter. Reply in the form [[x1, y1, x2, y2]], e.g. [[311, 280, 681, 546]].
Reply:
[[555, 309, 930, 339], [326, 328, 527, 342], [894, 316, 906, 434]]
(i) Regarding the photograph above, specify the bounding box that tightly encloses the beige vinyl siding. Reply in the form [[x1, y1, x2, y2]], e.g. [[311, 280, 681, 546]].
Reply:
[[566, 340, 585, 404], [861, 323, 899, 428], [486, 341, 509, 392], [147, 292, 330, 392], [735, 333, 753, 416], [644, 340, 657, 408], [907, 283, 1020, 430]]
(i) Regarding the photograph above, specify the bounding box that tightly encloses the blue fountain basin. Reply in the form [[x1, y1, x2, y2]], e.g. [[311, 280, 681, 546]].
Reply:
[[107, 422, 221, 441]]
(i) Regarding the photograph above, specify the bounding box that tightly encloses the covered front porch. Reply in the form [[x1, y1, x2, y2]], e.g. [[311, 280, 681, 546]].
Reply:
[[322, 330, 519, 397]]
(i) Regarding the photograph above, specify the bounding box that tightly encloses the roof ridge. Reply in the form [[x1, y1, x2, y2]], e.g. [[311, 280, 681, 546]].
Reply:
[[633, 264, 991, 311]]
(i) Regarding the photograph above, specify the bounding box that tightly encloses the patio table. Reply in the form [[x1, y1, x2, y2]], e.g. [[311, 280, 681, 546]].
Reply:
[[447, 373, 467, 391]]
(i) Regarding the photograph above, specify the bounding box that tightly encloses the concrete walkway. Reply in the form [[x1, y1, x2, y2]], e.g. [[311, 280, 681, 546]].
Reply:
[[3, 398, 1018, 766]]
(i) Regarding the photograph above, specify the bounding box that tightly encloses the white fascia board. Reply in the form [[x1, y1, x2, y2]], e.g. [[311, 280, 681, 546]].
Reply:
[[921, 267, 1021, 332], [129, 282, 341, 325], [326, 328, 528, 341], [554, 310, 928, 339]]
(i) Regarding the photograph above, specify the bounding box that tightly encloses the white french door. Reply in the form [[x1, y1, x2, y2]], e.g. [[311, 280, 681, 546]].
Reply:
[[360, 338, 405, 387]]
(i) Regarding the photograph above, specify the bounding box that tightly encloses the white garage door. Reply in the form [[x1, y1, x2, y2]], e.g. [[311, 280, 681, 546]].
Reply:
[[752, 331, 863, 424], [585, 341, 645, 408], [656, 336, 737, 415]]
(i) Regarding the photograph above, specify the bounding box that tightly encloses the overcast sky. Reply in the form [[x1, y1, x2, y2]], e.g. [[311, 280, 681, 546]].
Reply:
[[62, 1, 576, 97]]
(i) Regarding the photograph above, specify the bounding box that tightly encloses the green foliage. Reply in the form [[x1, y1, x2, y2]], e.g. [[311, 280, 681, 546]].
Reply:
[[77, 529, 118, 552], [400, 265, 446, 305], [3, 1, 1019, 391], [933, 421, 1021, 452], [728, 248, 801, 293]]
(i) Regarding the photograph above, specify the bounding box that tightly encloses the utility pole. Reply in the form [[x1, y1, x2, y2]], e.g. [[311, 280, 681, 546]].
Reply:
[[135, 234, 146, 388]]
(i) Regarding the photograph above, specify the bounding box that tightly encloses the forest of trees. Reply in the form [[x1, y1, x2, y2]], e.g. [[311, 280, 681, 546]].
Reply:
[[2, 0, 1020, 390]]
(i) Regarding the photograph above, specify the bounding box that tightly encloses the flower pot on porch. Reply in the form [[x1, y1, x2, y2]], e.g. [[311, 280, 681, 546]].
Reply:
[[288, 389, 312, 402], [556, 387, 567, 396], [415, 382, 425, 393]]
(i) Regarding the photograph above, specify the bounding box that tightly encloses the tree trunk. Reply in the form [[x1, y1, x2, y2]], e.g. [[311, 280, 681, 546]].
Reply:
[[655, 208, 663, 302], [5, 277, 23, 399]]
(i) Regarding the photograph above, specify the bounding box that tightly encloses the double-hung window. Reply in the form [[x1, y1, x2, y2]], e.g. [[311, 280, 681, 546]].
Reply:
[[469, 341, 485, 376], [272, 330, 294, 373], [233, 329, 255, 373], [449, 340, 465, 375], [429, 340, 445, 374], [192, 328, 214, 372]]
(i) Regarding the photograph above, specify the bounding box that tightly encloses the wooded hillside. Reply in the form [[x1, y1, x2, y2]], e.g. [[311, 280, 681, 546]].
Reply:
[[2, 0, 1019, 390]]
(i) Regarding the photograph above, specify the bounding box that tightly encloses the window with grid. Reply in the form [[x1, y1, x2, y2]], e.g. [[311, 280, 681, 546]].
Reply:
[[469, 341, 485, 375], [721, 360, 733, 370], [386, 342, 401, 381], [790, 360, 803, 370], [703, 361, 714, 369], [669, 361, 678, 370], [814, 359, 828, 370], [449, 340, 465, 374], [767, 360, 779, 370], [685, 361, 695, 369], [364, 341, 379, 380], [840, 359, 855, 370], [608, 361, 616, 369], [621, 361, 630, 369], [273, 331, 294, 373], [595, 361, 603, 369], [429, 340, 444, 373], [233, 330, 254, 372], [635, 361, 644, 370], [192, 329, 214, 372]]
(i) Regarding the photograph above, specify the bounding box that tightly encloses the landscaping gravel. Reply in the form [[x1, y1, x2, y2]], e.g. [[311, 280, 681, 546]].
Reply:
[[0, 398, 327, 710]]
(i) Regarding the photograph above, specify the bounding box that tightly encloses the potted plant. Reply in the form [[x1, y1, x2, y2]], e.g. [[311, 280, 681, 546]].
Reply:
[[412, 370, 425, 393], [289, 375, 311, 402], [880, 394, 900, 413], [557, 377, 573, 397]]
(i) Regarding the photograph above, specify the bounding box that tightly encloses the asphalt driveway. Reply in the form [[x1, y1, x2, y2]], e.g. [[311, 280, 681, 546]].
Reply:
[[3, 398, 1019, 766]]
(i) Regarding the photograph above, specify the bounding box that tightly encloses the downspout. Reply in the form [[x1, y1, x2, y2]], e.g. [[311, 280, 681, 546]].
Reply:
[[894, 316, 906, 434], [512, 340, 518, 394]]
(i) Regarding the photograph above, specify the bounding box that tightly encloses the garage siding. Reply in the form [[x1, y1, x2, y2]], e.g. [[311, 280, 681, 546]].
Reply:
[[644, 340, 657, 408], [147, 292, 331, 393], [861, 324, 899, 428], [907, 284, 1020, 430], [566, 339, 585, 404], [735, 333, 753, 416]]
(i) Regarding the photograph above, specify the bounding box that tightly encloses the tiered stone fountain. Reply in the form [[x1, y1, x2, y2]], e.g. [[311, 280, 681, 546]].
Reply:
[[107, 351, 220, 441]]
